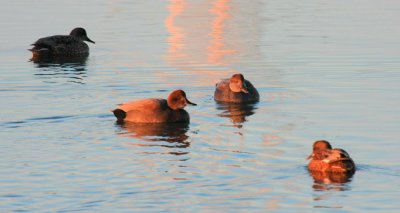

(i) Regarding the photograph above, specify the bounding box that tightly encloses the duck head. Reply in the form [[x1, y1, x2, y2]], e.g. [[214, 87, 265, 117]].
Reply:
[[229, 74, 248, 93], [70, 27, 95, 44], [167, 90, 197, 110], [307, 140, 332, 160]]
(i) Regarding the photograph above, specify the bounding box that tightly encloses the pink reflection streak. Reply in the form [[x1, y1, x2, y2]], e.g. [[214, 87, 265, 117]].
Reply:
[[208, 0, 237, 65], [165, 0, 186, 61], [164, 0, 238, 86]]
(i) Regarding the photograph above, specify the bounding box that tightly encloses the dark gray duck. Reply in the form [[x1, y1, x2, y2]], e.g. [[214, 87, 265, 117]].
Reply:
[[214, 73, 260, 103], [30, 27, 95, 59]]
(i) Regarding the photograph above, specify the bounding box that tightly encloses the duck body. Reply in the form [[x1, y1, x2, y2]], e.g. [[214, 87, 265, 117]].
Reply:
[[113, 90, 196, 123], [214, 74, 259, 103], [307, 140, 356, 173], [114, 99, 189, 123], [31, 35, 89, 57], [30, 27, 95, 58]]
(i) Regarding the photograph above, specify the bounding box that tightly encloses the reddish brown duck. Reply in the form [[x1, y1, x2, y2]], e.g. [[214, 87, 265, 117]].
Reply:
[[307, 140, 356, 173], [214, 73, 259, 103], [113, 90, 196, 123]]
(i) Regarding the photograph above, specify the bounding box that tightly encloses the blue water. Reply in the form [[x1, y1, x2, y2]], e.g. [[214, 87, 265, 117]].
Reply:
[[1, 0, 399, 212]]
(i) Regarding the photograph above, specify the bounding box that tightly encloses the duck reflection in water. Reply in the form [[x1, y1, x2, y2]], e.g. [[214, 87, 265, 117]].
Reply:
[[31, 56, 88, 84], [216, 102, 257, 128], [309, 170, 353, 192], [116, 121, 191, 151], [310, 170, 354, 209], [31, 54, 88, 65]]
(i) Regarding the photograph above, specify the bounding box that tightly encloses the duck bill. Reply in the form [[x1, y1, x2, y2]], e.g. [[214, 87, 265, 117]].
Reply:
[[86, 37, 95, 44], [241, 82, 249, 93], [185, 98, 197, 106]]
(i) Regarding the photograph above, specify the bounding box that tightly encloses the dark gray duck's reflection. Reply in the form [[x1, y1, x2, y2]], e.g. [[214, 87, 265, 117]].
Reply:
[[31, 54, 88, 64], [216, 102, 257, 127], [116, 121, 190, 149], [32, 57, 88, 84]]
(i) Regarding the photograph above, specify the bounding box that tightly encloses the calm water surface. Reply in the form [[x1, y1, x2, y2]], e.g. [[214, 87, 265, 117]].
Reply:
[[1, 0, 400, 212]]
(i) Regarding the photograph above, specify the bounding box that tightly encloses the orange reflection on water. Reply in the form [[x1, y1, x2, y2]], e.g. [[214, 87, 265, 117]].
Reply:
[[165, 0, 238, 84], [165, 0, 186, 61], [208, 0, 237, 65], [164, 0, 236, 66]]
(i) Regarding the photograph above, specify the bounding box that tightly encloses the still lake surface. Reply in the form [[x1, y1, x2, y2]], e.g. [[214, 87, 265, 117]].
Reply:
[[1, 0, 399, 212]]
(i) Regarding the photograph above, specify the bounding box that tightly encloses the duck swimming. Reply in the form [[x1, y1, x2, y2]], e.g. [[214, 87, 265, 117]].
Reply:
[[29, 27, 95, 59], [112, 90, 196, 123], [307, 140, 356, 173], [214, 73, 259, 103]]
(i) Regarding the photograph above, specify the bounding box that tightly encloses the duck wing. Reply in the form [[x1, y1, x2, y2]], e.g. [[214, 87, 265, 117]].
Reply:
[[118, 99, 166, 112], [30, 35, 78, 52], [329, 158, 355, 173], [117, 99, 170, 123]]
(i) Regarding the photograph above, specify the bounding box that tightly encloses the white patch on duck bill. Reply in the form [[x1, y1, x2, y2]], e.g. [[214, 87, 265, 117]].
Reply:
[[322, 159, 331, 163]]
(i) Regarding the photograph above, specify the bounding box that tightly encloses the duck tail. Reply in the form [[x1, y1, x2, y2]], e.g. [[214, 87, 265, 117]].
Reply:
[[112, 109, 126, 121], [329, 158, 356, 173]]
